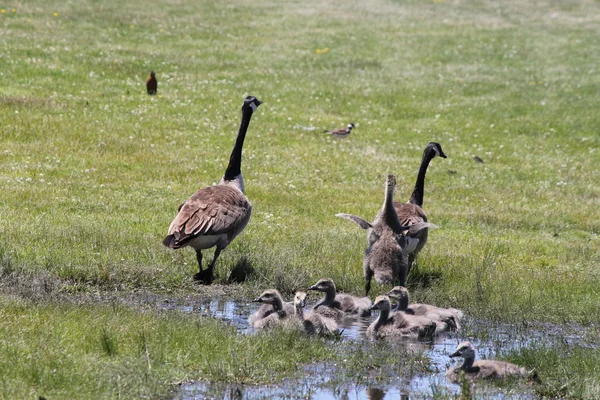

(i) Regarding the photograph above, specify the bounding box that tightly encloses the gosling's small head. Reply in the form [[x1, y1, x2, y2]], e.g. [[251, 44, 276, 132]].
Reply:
[[308, 278, 336, 293], [369, 295, 391, 312], [426, 142, 447, 159], [386, 286, 409, 301], [252, 289, 281, 305], [294, 291, 307, 307], [450, 341, 476, 360]]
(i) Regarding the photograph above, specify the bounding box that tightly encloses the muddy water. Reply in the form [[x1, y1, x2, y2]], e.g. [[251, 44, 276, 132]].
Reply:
[[170, 298, 594, 400]]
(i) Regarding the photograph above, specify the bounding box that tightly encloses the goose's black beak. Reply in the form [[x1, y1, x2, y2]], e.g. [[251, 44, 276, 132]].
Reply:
[[449, 351, 461, 358], [308, 285, 318, 291], [440, 151, 447, 158], [252, 297, 262, 303]]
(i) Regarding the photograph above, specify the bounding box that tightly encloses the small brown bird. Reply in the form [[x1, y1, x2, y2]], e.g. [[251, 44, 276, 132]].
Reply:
[[324, 123, 354, 138], [146, 71, 157, 95]]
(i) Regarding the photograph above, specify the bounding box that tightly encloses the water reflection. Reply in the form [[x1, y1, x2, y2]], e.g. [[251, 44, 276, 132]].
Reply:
[[169, 298, 593, 400]]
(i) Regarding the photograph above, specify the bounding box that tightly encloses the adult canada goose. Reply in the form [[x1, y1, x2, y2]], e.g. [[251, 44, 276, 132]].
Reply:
[[387, 286, 461, 332], [163, 96, 262, 283], [146, 71, 157, 95], [446, 341, 535, 382], [324, 123, 354, 138], [292, 291, 339, 336], [308, 278, 371, 318], [336, 174, 436, 295], [250, 289, 290, 329], [366, 295, 436, 339], [394, 142, 446, 278]]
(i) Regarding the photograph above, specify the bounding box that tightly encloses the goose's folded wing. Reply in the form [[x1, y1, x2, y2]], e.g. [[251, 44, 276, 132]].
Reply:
[[394, 202, 428, 226], [164, 185, 250, 247]]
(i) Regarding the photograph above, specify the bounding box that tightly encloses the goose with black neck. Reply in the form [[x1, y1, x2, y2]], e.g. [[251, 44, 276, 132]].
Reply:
[[163, 96, 262, 283]]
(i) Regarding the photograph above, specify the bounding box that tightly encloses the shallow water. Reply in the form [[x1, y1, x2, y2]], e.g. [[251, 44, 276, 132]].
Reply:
[[169, 298, 594, 400]]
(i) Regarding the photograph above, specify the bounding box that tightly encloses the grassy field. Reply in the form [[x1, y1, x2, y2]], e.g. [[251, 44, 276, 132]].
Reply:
[[1, 0, 599, 398]]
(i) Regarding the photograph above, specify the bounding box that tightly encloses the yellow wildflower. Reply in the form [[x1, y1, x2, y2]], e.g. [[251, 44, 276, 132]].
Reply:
[[323, 47, 329, 53], [316, 49, 321, 54], [53, 12, 58, 17], [1, 9, 6, 14], [12, 8, 16, 13]]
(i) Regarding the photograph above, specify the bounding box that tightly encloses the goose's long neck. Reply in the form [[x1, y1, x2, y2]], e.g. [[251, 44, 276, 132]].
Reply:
[[374, 305, 390, 330], [460, 356, 475, 371], [271, 296, 284, 312], [222, 108, 254, 192], [393, 295, 409, 312], [382, 182, 403, 231], [294, 302, 304, 321], [320, 286, 336, 306], [409, 151, 433, 207]]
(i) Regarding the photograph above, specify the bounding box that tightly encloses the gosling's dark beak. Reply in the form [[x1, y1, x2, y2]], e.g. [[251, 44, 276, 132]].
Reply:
[[369, 304, 379, 311], [252, 297, 262, 303], [449, 350, 461, 358], [308, 285, 318, 291]]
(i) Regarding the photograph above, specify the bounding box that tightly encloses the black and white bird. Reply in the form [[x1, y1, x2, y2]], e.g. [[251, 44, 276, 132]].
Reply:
[[324, 123, 354, 138], [163, 96, 262, 283]]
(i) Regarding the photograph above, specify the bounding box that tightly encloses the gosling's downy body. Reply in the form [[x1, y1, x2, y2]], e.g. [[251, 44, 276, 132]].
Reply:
[[337, 175, 436, 295], [446, 341, 531, 382], [250, 289, 290, 330], [292, 291, 339, 336], [394, 142, 446, 278], [163, 96, 262, 283], [366, 295, 436, 339], [387, 286, 462, 332], [248, 299, 294, 326], [308, 278, 371, 318]]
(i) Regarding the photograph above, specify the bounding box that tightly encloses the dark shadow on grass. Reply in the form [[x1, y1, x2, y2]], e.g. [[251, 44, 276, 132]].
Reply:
[[227, 256, 255, 283]]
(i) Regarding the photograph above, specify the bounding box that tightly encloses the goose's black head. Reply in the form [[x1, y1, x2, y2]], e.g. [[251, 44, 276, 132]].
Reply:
[[242, 96, 263, 113], [426, 142, 447, 159]]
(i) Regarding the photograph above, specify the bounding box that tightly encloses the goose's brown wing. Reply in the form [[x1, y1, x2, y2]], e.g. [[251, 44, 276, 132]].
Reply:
[[163, 185, 251, 249], [393, 202, 427, 226]]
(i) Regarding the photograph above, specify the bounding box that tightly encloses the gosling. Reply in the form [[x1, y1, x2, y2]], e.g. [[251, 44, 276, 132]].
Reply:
[[387, 286, 462, 332], [250, 289, 291, 330], [446, 341, 535, 382], [248, 293, 294, 327], [366, 295, 436, 339], [308, 278, 372, 318], [292, 291, 339, 336]]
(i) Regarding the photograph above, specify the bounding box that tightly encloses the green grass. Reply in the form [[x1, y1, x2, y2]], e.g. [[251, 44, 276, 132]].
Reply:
[[0, 296, 339, 398], [1, 0, 600, 397]]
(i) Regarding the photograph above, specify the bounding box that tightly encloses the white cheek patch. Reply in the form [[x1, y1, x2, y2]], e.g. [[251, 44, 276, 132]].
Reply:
[[433, 146, 440, 157], [250, 102, 258, 111]]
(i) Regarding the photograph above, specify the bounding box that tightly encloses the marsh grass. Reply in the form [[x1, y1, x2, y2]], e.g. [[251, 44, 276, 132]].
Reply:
[[1, 0, 600, 397], [0, 296, 338, 399]]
